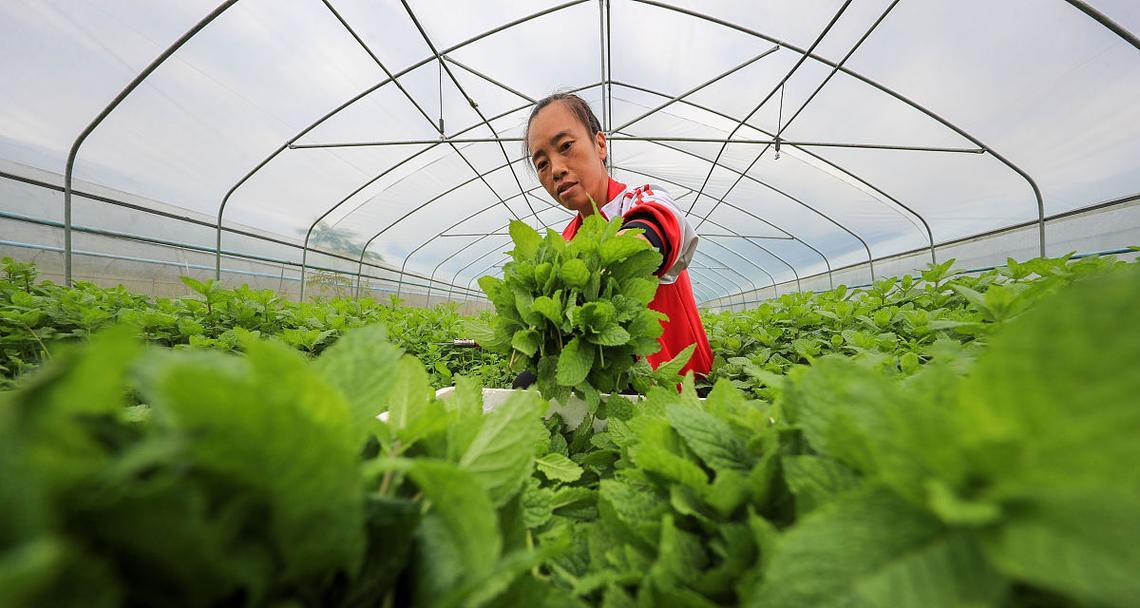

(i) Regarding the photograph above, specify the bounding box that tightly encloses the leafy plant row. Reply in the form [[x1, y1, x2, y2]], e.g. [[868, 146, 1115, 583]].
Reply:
[[0, 258, 512, 390], [1, 259, 1136, 607], [700, 253, 1136, 398]]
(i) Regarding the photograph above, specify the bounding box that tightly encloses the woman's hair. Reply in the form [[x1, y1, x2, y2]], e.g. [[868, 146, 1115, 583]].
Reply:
[[523, 92, 603, 167]]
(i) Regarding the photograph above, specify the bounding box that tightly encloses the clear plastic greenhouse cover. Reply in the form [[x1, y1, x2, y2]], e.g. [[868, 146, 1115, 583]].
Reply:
[[1, 0, 1138, 309]]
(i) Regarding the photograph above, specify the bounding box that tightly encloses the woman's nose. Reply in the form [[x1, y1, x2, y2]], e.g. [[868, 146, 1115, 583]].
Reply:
[[550, 158, 567, 179]]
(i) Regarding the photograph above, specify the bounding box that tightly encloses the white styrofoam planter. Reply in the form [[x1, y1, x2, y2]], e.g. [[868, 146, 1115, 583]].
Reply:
[[433, 387, 638, 432], [378, 388, 700, 431], [375, 388, 637, 431]]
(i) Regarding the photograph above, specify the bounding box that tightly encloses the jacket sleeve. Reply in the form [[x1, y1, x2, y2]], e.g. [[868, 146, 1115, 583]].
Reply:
[[621, 185, 698, 284]]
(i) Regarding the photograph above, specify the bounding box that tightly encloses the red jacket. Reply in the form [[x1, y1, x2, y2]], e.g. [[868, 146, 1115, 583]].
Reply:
[[561, 178, 713, 379]]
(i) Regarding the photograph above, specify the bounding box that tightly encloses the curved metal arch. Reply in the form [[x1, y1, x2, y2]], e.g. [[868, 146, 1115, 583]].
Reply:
[[376, 20, 839, 294], [452, 247, 513, 303], [61, 0, 1131, 293], [634, 0, 1047, 258], [429, 194, 573, 304], [699, 234, 787, 295], [612, 164, 804, 293], [691, 0, 938, 268], [350, 155, 536, 291], [685, 267, 739, 307], [611, 73, 936, 265], [305, 15, 898, 303], [1062, 0, 1140, 51], [692, 269, 749, 308], [419, 190, 571, 303], [700, 218, 800, 293], [298, 0, 531, 300], [688, 254, 754, 306], [300, 82, 601, 303], [462, 254, 510, 305], [685, 0, 854, 219], [684, 271, 721, 305], [615, 131, 874, 280], [400, 0, 544, 229], [684, 246, 759, 305], [412, 193, 569, 302], [705, 233, 802, 295], [64, 0, 241, 286], [214, 0, 591, 279], [611, 44, 780, 134], [618, 77, 936, 284]]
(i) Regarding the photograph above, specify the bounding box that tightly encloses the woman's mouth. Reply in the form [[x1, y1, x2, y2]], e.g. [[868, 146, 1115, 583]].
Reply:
[[557, 182, 577, 198]]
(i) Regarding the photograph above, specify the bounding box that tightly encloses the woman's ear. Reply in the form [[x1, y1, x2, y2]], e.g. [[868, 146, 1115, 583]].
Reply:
[[595, 131, 608, 163]]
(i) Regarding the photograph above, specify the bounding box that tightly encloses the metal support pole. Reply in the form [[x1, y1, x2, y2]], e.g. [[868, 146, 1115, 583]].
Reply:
[[65, 0, 240, 287]]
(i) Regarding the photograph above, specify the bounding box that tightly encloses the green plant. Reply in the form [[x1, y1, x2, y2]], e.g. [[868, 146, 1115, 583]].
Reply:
[[1, 258, 1136, 607], [471, 214, 688, 407]]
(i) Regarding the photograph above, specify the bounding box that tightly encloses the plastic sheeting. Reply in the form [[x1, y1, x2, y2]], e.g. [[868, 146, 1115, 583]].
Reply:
[[1, 0, 1138, 304]]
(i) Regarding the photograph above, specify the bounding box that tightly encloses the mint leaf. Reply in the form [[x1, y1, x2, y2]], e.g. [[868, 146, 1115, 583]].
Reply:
[[511, 329, 540, 357], [665, 403, 753, 472], [313, 324, 402, 431], [535, 453, 584, 482], [509, 220, 542, 260], [384, 355, 434, 432], [458, 390, 546, 506], [556, 337, 594, 387]]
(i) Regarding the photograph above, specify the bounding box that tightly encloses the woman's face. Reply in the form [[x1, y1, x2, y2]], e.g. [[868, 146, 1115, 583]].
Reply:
[[527, 101, 608, 216]]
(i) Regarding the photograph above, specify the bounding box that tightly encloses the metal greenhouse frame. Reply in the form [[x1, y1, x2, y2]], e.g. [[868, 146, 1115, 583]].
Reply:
[[2, 0, 1137, 310]]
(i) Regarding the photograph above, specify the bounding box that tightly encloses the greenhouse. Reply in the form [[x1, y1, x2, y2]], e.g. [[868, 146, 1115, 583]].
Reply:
[[1, 1, 1138, 607]]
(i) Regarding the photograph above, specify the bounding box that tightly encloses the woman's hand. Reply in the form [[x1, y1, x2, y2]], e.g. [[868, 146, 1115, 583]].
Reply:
[[617, 228, 651, 246]]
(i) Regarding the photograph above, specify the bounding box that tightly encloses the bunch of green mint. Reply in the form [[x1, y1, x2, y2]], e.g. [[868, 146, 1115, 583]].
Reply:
[[471, 212, 690, 407]]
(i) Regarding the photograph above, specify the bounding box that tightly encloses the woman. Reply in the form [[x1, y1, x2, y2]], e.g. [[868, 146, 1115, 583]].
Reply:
[[515, 92, 713, 386]]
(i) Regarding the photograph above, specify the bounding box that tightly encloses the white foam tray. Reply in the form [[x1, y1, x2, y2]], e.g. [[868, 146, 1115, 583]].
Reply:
[[433, 387, 637, 432], [375, 388, 638, 432]]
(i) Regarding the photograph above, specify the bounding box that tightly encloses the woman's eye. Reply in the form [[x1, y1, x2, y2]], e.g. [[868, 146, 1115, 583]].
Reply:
[[560, 141, 573, 152], [536, 161, 548, 171]]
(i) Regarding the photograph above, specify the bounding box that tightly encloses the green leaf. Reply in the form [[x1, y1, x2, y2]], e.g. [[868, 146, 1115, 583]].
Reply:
[[665, 403, 753, 472], [556, 337, 594, 387], [782, 455, 862, 516], [458, 390, 547, 506], [559, 258, 590, 289], [746, 485, 944, 608], [855, 534, 1007, 608], [384, 355, 434, 432], [578, 301, 615, 332], [511, 329, 540, 357], [520, 478, 554, 529], [629, 440, 708, 491], [600, 234, 650, 266], [532, 295, 562, 324], [653, 343, 696, 382], [312, 324, 402, 432], [397, 459, 501, 601], [445, 376, 485, 462], [587, 324, 631, 346], [607, 249, 662, 282], [621, 277, 657, 306], [145, 341, 365, 583], [599, 476, 670, 550], [535, 453, 584, 482], [509, 220, 542, 260], [477, 275, 504, 298]]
